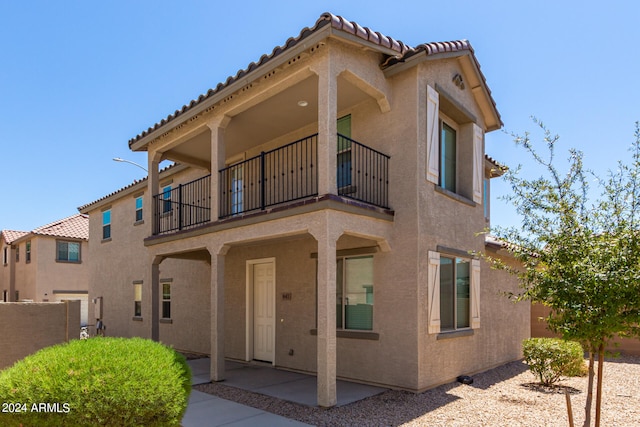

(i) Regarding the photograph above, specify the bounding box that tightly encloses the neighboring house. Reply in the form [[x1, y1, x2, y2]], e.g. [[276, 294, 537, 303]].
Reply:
[[79, 13, 528, 406], [531, 303, 640, 355], [0, 214, 90, 325]]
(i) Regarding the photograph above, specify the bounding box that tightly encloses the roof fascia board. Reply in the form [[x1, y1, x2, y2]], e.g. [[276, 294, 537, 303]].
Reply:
[[129, 28, 333, 152], [383, 50, 502, 132], [382, 50, 467, 78], [10, 232, 34, 245]]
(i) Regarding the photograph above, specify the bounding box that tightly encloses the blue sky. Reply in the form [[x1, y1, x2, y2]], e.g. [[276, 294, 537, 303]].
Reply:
[[1, 1, 639, 232]]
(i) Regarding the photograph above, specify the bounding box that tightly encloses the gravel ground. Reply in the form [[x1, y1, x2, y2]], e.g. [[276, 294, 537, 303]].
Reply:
[[194, 355, 640, 426]]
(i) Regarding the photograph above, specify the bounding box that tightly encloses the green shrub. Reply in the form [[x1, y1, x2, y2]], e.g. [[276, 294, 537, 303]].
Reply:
[[0, 337, 191, 426], [522, 337, 586, 386]]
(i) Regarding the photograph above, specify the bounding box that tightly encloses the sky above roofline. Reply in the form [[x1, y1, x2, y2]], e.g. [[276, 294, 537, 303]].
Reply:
[[2, 1, 640, 232]]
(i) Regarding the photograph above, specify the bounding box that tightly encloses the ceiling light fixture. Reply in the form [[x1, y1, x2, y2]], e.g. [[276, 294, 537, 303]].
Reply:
[[297, 100, 308, 107]]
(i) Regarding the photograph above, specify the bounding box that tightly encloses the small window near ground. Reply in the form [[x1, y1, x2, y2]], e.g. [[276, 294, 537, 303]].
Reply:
[[134, 283, 142, 317], [161, 283, 171, 319], [57, 241, 81, 263]]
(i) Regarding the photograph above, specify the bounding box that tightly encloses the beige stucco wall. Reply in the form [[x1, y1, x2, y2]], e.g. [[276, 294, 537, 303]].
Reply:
[[0, 300, 80, 369], [84, 166, 211, 352]]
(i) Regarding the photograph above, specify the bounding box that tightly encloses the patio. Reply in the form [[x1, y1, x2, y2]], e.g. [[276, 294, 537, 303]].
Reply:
[[188, 358, 387, 407]]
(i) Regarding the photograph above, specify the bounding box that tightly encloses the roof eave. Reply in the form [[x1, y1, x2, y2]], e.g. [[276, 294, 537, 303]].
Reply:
[[383, 49, 503, 132], [129, 28, 334, 152], [78, 163, 190, 213]]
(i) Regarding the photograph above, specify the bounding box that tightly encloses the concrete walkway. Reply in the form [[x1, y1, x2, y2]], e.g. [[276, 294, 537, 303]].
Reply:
[[182, 389, 310, 427], [182, 358, 387, 426]]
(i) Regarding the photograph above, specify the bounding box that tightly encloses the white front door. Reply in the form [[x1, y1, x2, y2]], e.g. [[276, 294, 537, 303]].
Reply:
[[253, 261, 275, 362]]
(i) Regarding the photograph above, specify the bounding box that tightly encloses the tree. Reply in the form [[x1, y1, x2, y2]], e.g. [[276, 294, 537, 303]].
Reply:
[[486, 119, 640, 427]]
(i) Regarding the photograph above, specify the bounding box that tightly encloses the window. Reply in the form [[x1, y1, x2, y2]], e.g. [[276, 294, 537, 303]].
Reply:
[[336, 255, 374, 331], [483, 178, 489, 220], [2, 247, 6, 265], [134, 283, 142, 317], [427, 250, 480, 334], [440, 122, 457, 192], [135, 196, 143, 222], [26, 241, 31, 263], [57, 241, 80, 262], [337, 115, 352, 189], [15, 245, 19, 263], [426, 85, 484, 204], [102, 210, 111, 240], [161, 283, 171, 319], [230, 166, 243, 215], [162, 186, 172, 213], [440, 256, 469, 330]]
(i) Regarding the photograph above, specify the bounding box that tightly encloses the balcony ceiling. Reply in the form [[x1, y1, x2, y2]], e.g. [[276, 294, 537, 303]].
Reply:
[[164, 74, 372, 168]]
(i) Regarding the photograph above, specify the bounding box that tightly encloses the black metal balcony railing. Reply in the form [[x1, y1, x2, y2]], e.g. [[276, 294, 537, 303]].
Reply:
[[336, 134, 390, 209], [152, 175, 211, 235], [219, 134, 318, 218], [152, 133, 390, 235]]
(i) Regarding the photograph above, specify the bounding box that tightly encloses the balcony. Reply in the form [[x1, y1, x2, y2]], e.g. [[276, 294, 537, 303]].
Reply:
[[152, 134, 390, 235]]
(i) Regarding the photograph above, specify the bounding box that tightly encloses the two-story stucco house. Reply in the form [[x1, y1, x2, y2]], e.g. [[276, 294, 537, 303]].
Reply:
[[79, 13, 528, 407], [1, 214, 90, 325]]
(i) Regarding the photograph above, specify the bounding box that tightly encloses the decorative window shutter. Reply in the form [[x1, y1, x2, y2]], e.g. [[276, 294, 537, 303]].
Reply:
[[472, 124, 484, 204], [426, 85, 440, 184], [427, 250, 441, 334], [471, 258, 481, 329]]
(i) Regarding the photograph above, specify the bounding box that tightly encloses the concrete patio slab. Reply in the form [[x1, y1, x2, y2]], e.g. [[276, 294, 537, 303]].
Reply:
[[189, 357, 387, 407]]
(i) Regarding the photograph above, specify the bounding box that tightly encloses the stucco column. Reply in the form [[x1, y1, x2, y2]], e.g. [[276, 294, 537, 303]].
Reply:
[[209, 243, 228, 381], [150, 255, 164, 342], [207, 116, 230, 221], [316, 49, 338, 196], [147, 152, 161, 235], [311, 215, 341, 407]]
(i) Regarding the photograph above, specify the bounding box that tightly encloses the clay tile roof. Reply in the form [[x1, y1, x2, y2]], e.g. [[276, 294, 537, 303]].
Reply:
[[382, 40, 501, 128], [1, 230, 29, 245], [32, 214, 89, 240], [485, 154, 507, 176], [77, 162, 179, 212], [128, 12, 410, 148]]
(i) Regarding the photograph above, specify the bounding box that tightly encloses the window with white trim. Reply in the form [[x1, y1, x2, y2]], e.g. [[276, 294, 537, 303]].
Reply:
[[161, 282, 171, 319], [426, 85, 484, 204], [427, 250, 480, 334]]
